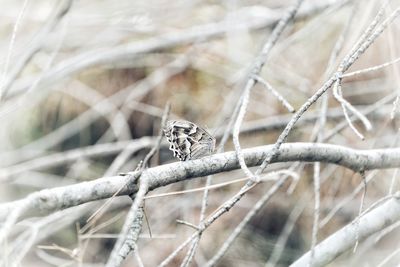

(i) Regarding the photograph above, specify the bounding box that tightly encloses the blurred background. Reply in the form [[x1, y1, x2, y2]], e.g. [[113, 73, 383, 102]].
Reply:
[[0, 0, 400, 266]]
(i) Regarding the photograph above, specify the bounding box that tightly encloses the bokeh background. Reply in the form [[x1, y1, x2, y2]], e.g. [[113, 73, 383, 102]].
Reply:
[[0, 0, 400, 266]]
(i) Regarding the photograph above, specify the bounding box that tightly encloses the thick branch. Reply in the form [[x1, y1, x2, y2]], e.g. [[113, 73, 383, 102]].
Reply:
[[0, 142, 399, 221], [290, 194, 400, 267]]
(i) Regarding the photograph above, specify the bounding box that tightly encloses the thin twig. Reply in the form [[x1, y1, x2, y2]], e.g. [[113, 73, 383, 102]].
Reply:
[[232, 0, 304, 183], [290, 193, 400, 267], [307, 8, 354, 258], [353, 171, 368, 253], [177, 2, 305, 265], [319, 171, 377, 228], [253, 75, 295, 113], [332, 78, 372, 139], [176, 220, 200, 231], [105, 104, 170, 267], [204, 170, 298, 267], [324, 92, 396, 141], [0, 0, 73, 100], [342, 56, 400, 78], [256, 3, 400, 179], [0, 0, 30, 99]]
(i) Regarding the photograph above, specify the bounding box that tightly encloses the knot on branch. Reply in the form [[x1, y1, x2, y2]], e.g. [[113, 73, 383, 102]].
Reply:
[[36, 190, 59, 212], [334, 71, 343, 81]]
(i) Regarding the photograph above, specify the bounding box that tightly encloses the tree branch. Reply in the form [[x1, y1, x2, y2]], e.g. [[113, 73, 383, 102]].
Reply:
[[0, 143, 399, 223], [290, 194, 400, 267]]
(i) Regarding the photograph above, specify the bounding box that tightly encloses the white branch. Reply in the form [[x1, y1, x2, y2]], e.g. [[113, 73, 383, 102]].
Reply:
[[290, 194, 400, 267], [0, 142, 399, 222]]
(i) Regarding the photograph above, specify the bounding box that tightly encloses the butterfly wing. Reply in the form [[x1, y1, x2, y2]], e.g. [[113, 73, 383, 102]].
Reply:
[[163, 120, 215, 161], [163, 120, 191, 161], [189, 127, 215, 160], [190, 142, 211, 160]]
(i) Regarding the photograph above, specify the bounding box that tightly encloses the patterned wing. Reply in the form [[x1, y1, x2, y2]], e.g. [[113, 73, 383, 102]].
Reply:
[[163, 120, 215, 161], [189, 127, 215, 160]]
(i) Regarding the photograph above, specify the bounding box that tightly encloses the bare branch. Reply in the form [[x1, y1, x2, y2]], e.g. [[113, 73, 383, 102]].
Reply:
[[1, 143, 399, 223], [0, 0, 73, 99], [233, 0, 304, 183], [105, 103, 170, 266], [0, 0, 30, 99], [290, 194, 400, 267], [253, 75, 295, 113]]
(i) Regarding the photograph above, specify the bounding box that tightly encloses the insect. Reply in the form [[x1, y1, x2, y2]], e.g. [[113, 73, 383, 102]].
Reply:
[[163, 120, 216, 161]]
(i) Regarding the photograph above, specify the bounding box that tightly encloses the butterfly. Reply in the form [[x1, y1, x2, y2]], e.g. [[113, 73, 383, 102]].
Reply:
[[163, 120, 216, 161]]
